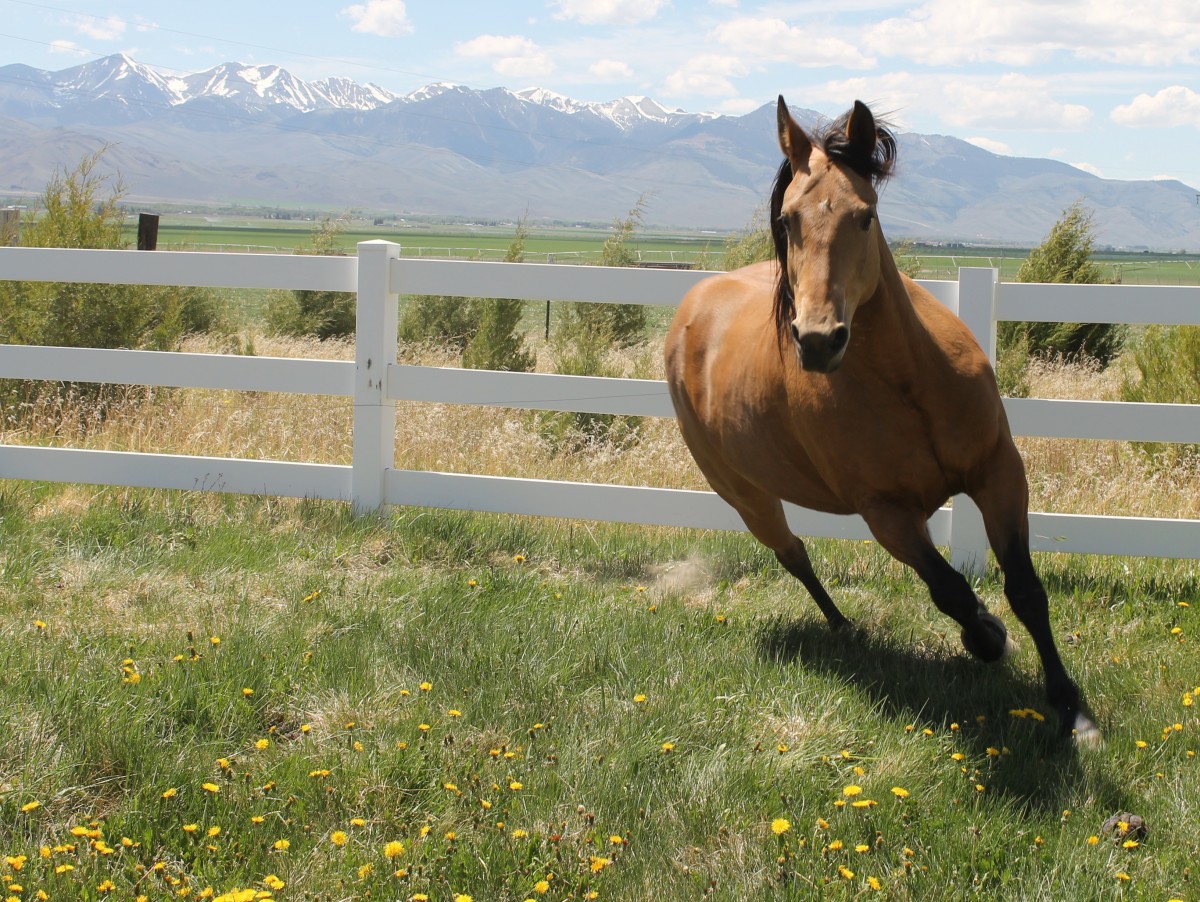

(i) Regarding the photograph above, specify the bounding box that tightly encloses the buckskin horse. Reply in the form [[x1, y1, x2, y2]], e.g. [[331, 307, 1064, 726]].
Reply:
[[664, 97, 1099, 745]]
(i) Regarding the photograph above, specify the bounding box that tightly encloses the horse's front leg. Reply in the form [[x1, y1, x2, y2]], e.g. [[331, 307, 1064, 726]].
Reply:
[[969, 448, 1102, 746], [862, 504, 1013, 663]]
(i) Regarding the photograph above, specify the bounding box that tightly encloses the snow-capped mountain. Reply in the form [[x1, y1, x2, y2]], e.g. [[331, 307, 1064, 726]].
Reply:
[[1, 53, 1198, 247], [2, 53, 710, 126]]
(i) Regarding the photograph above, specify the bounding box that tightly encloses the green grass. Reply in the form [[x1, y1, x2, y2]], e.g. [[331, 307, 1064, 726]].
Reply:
[[1, 485, 1197, 900]]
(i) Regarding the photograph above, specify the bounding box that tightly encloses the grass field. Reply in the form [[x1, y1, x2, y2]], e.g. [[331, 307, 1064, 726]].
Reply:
[[2, 330, 1199, 900], [119, 214, 1200, 284]]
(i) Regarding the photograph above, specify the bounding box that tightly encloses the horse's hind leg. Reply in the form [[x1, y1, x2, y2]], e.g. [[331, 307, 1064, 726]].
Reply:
[[723, 486, 850, 630], [774, 535, 851, 631]]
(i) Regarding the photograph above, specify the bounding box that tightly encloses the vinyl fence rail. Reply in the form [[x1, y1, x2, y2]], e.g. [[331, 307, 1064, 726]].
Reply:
[[1, 241, 1198, 575]]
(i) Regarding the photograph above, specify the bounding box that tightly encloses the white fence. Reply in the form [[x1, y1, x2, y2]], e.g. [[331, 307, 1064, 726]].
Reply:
[[1, 241, 1198, 575]]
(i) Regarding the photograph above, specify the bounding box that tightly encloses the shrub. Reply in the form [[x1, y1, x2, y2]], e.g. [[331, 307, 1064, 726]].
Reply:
[[999, 202, 1124, 366], [557, 199, 649, 349], [0, 150, 224, 422], [1120, 325, 1200, 465], [398, 220, 535, 373], [264, 216, 356, 339]]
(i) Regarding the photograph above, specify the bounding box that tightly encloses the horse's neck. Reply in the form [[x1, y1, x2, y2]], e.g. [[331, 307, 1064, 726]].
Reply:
[[859, 238, 937, 378]]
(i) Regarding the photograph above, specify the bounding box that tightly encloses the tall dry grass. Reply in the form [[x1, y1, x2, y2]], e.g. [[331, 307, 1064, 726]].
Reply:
[[2, 333, 1196, 521]]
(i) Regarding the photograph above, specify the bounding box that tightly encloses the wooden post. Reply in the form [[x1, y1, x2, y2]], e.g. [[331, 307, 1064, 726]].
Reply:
[[352, 240, 401, 514], [137, 213, 160, 250], [948, 267, 999, 577], [1, 209, 19, 246]]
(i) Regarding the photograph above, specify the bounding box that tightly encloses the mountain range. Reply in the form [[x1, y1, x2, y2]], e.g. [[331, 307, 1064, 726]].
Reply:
[[2, 53, 1198, 249]]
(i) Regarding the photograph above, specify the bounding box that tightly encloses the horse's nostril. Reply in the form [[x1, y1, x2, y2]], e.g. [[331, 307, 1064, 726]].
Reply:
[[830, 326, 849, 355]]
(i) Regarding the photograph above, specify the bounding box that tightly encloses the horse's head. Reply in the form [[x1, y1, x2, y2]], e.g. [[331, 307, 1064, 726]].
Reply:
[[771, 97, 897, 373]]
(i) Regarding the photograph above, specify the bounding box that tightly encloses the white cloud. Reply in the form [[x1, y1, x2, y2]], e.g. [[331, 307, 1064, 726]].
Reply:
[[341, 0, 413, 37], [1111, 86, 1200, 129], [552, 0, 670, 26], [941, 74, 1092, 129], [74, 15, 126, 41], [49, 39, 81, 55], [663, 54, 748, 97], [456, 35, 555, 80], [866, 0, 1200, 67], [714, 17, 874, 68], [965, 137, 1011, 155], [588, 59, 634, 81]]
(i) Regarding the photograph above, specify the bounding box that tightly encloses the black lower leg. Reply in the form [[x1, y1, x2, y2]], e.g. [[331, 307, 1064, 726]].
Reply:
[[776, 542, 850, 630], [1000, 549, 1092, 737]]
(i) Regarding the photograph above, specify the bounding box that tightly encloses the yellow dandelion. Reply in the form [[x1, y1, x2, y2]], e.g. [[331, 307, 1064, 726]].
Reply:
[[890, 787, 909, 798], [828, 839, 844, 850], [207, 826, 221, 837], [838, 865, 855, 880], [950, 752, 966, 761], [418, 723, 431, 733], [250, 816, 265, 825], [262, 876, 285, 891], [20, 801, 41, 813], [842, 785, 862, 797], [770, 818, 791, 836], [589, 856, 612, 873], [661, 742, 675, 753], [448, 709, 462, 717], [1086, 836, 1100, 845], [512, 829, 529, 839], [454, 895, 473, 902], [384, 841, 405, 859], [255, 739, 269, 750], [331, 831, 348, 846], [273, 840, 290, 851], [301, 723, 312, 733], [1115, 872, 1131, 882], [242, 688, 254, 697], [867, 876, 882, 890], [1122, 839, 1139, 849], [350, 817, 366, 827], [855, 843, 870, 853], [419, 681, 433, 691], [633, 694, 647, 704], [202, 783, 220, 794], [182, 824, 199, 833], [533, 880, 550, 894], [513, 554, 526, 563], [509, 781, 524, 791], [852, 800, 877, 808]]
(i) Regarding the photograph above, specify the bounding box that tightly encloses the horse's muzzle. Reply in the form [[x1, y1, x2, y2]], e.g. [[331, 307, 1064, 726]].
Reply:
[[793, 324, 850, 373]]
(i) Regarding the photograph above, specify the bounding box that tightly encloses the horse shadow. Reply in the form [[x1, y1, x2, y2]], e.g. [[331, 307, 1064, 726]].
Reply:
[[755, 616, 1132, 817]]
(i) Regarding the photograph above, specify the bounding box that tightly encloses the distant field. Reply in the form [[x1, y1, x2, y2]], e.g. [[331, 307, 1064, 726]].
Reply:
[[120, 216, 1200, 284], [124, 215, 728, 267]]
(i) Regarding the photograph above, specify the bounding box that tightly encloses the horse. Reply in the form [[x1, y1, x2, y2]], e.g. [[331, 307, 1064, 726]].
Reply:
[[664, 97, 1099, 745]]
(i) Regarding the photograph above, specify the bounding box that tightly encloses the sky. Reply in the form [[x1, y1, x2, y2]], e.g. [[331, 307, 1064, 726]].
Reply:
[[2, 0, 1199, 191]]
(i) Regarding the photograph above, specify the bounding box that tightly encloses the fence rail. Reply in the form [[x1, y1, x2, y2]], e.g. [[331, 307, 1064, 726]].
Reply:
[[2, 242, 1198, 574]]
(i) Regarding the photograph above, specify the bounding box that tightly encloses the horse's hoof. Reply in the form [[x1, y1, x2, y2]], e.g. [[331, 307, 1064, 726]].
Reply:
[[960, 611, 1014, 663], [1070, 713, 1104, 750]]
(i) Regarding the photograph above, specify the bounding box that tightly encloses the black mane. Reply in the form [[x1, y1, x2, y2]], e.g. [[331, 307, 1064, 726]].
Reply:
[[771, 108, 898, 346]]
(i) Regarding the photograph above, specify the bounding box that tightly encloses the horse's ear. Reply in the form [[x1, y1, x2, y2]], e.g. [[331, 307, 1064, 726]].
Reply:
[[777, 96, 812, 174], [845, 100, 877, 160]]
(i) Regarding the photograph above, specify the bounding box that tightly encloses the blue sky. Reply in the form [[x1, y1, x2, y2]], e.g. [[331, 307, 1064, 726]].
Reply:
[[3, 0, 1199, 192]]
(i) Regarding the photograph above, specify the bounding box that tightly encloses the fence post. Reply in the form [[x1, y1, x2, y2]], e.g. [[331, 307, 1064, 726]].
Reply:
[[352, 240, 401, 514], [948, 267, 999, 576]]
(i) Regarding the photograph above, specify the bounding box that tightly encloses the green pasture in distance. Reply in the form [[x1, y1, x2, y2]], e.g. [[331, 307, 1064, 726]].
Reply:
[[122, 215, 728, 266], [120, 216, 1200, 284]]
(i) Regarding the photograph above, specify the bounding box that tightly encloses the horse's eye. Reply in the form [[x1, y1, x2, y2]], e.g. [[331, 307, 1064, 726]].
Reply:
[[861, 212, 875, 232]]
